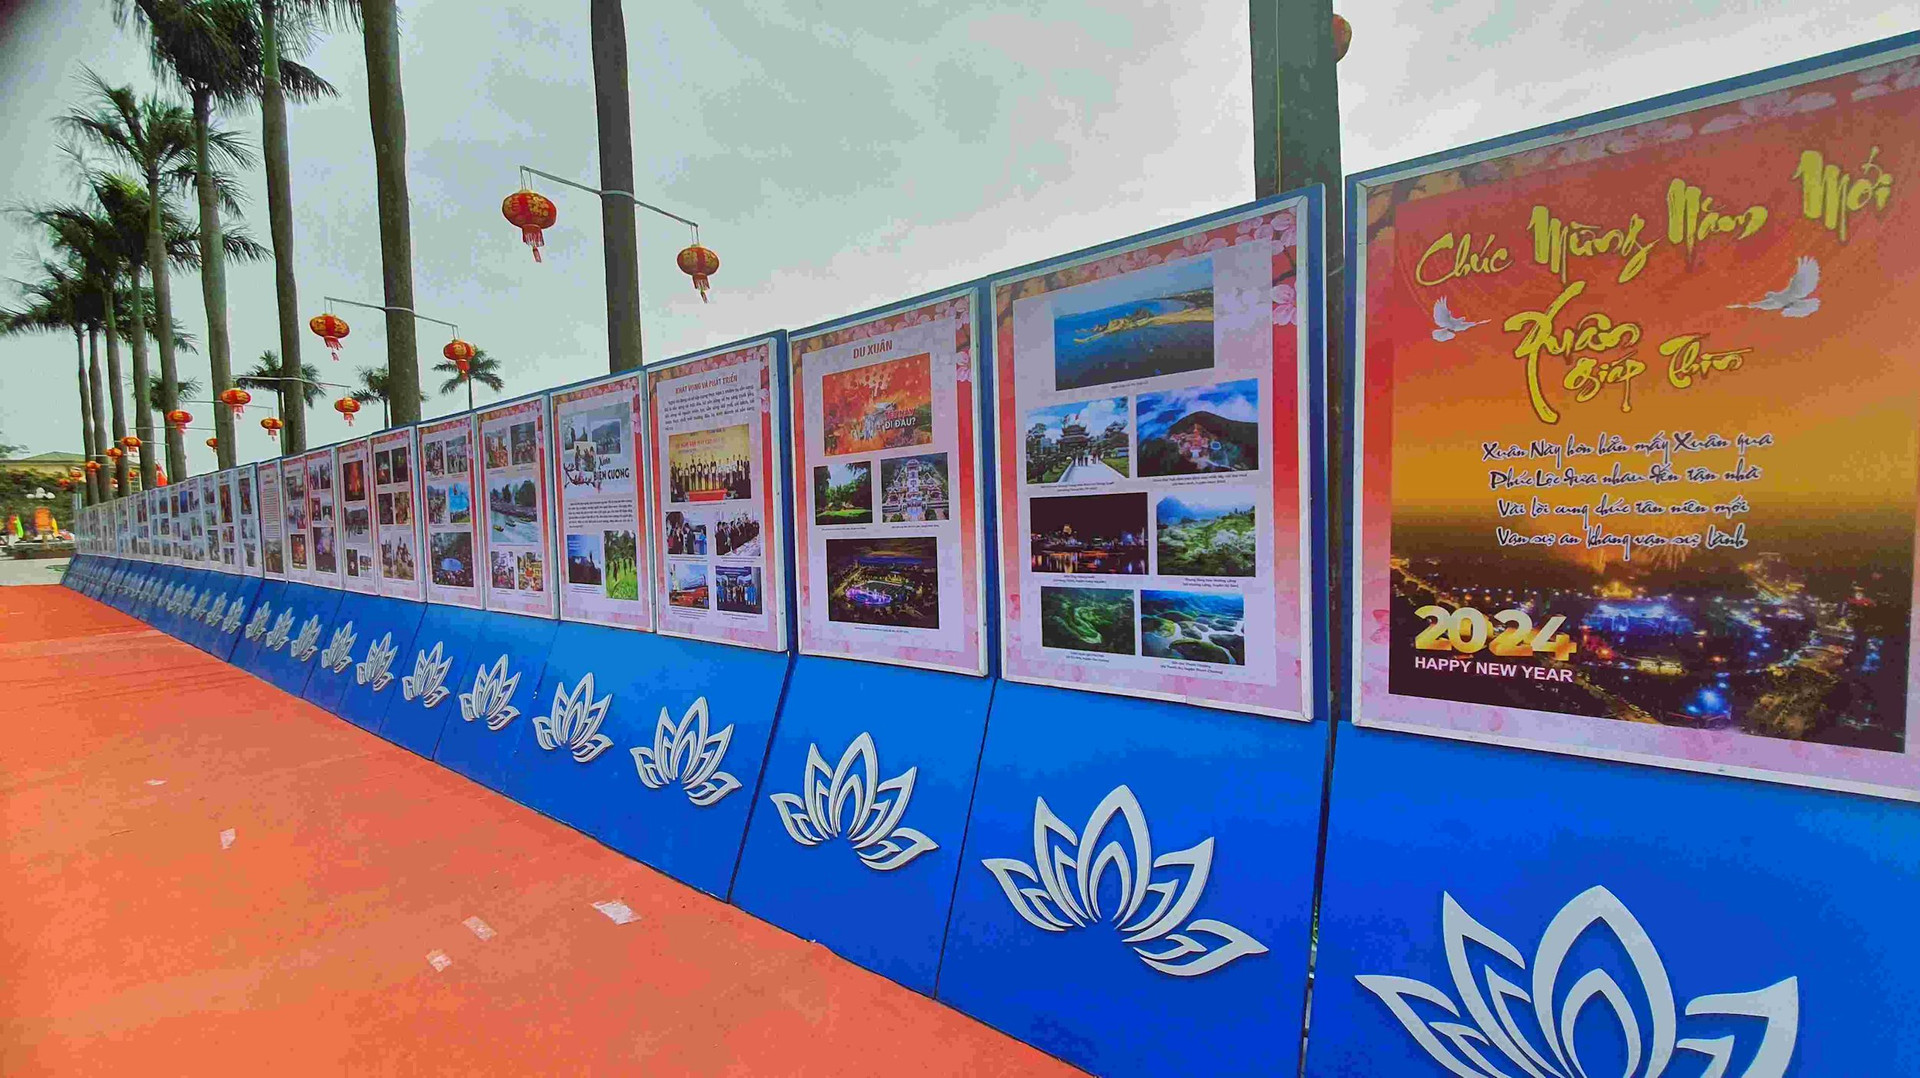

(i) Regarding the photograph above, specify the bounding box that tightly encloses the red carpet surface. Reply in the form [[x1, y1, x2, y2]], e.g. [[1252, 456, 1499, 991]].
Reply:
[[0, 584, 1076, 1076]]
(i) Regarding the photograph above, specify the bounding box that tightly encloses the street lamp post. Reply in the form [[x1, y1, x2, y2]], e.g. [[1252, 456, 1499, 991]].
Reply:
[[314, 296, 468, 420]]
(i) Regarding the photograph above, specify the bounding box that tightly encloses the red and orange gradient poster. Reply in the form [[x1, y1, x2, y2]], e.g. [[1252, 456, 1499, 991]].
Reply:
[[1353, 44, 1920, 799]]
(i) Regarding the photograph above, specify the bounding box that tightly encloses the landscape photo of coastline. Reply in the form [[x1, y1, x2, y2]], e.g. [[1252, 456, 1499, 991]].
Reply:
[[1051, 256, 1214, 392], [1136, 379, 1260, 477], [1025, 397, 1129, 484], [1155, 490, 1256, 577]]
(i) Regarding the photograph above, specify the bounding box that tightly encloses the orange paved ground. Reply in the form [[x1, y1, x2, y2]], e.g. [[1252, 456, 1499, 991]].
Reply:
[[0, 584, 1078, 1076]]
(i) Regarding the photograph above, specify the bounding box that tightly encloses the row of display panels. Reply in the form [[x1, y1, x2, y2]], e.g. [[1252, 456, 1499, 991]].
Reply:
[[74, 191, 1326, 721], [74, 29, 1920, 805]]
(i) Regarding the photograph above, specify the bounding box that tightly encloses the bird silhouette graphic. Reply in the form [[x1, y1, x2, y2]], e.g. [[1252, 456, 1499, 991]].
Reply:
[[1430, 297, 1488, 342], [1729, 256, 1820, 318]]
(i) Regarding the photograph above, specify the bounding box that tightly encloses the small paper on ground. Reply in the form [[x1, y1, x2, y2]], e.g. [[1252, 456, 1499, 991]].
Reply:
[[592, 900, 637, 925], [219, 828, 236, 849], [145, 779, 166, 786], [426, 950, 452, 972], [463, 916, 495, 940]]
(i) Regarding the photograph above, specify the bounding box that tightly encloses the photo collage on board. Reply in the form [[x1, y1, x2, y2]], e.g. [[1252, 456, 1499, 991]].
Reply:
[[215, 469, 237, 569], [259, 460, 285, 578], [793, 293, 983, 672], [668, 363, 764, 618], [372, 431, 420, 592], [237, 468, 259, 572], [421, 420, 478, 597], [337, 441, 377, 589], [479, 401, 550, 609], [554, 376, 650, 629], [305, 451, 338, 580], [652, 343, 778, 645], [1000, 201, 1308, 717], [282, 458, 308, 574]]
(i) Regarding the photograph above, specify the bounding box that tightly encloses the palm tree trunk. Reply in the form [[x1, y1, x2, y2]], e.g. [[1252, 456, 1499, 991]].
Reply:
[[259, 0, 307, 455], [148, 162, 187, 484], [591, 0, 643, 372], [102, 276, 130, 497], [76, 329, 98, 506], [127, 263, 157, 491], [360, 0, 422, 426], [191, 88, 236, 470], [88, 327, 110, 500]]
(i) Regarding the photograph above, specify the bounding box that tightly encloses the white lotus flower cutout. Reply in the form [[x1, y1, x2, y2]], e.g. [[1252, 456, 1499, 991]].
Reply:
[[263, 609, 296, 651], [204, 594, 227, 625], [319, 620, 358, 673], [983, 785, 1267, 978], [1358, 886, 1799, 1078], [244, 603, 273, 641], [768, 733, 938, 871], [401, 642, 452, 707], [534, 673, 615, 763], [221, 599, 245, 635], [176, 587, 197, 615], [288, 615, 324, 663], [356, 632, 398, 691], [460, 655, 522, 731], [631, 697, 740, 806]]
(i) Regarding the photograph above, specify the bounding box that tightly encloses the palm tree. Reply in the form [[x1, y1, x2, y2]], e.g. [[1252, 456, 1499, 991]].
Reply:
[[25, 202, 130, 498], [432, 347, 505, 413], [59, 71, 202, 483], [2, 265, 98, 503], [236, 350, 324, 435], [358, 0, 423, 426], [149, 371, 206, 429], [257, 0, 348, 454], [591, 0, 642, 371], [350, 365, 425, 428], [122, 0, 278, 470]]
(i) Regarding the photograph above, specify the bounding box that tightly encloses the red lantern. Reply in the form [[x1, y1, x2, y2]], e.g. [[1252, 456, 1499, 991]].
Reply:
[[106, 446, 124, 461], [334, 396, 362, 427], [120, 434, 142, 450], [58, 478, 72, 491], [156, 469, 168, 487], [84, 460, 100, 474], [443, 337, 476, 375], [676, 244, 720, 303], [1333, 13, 1352, 61], [309, 312, 350, 361], [166, 409, 192, 433], [219, 386, 252, 419], [205, 437, 219, 449], [68, 467, 83, 478], [502, 189, 558, 263], [261, 416, 284, 437]]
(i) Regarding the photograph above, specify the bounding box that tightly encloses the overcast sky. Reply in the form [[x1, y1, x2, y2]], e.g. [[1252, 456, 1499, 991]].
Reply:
[[1, 0, 1914, 472]]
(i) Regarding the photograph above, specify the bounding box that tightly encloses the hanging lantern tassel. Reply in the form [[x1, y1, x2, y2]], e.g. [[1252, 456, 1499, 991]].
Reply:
[[310, 313, 350, 361], [677, 243, 720, 303], [502, 189, 558, 264]]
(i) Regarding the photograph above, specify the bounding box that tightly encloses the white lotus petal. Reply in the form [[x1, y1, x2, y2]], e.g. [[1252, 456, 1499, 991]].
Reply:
[[771, 792, 825, 845], [984, 857, 1072, 932], [685, 771, 738, 806], [1531, 887, 1675, 1078], [1135, 919, 1268, 977], [571, 733, 613, 764], [1075, 786, 1153, 927], [1443, 894, 1555, 1078], [1355, 976, 1492, 1078], [1684, 978, 1798, 1078], [1122, 838, 1213, 944], [856, 826, 938, 871]]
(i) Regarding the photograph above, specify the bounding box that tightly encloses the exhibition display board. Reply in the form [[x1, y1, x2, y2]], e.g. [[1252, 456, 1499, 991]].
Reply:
[[550, 372, 651, 630], [645, 334, 789, 651], [1349, 36, 1920, 801], [235, 466, 262, 575], [370, 426, 425, 600], [992, 194, 1320, 718], [336, 437, 379, 593], [419, 413, 484, 609], [477, 395, 558, 617], [259, 458, 287, 580], [789, 290, 988, 675], [298, 447, 343, 588]]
